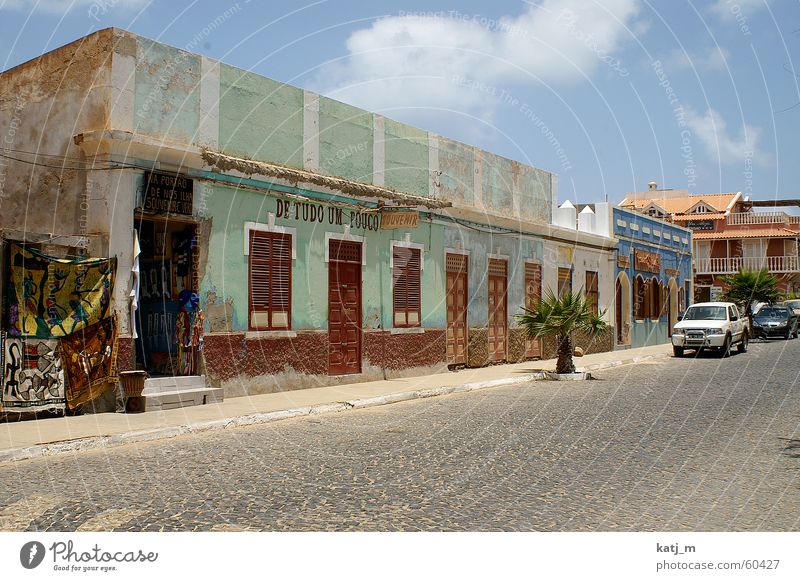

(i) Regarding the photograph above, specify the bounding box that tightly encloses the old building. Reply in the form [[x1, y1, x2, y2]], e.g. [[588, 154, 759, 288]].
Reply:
[[621, 183, 800, 300], [609, 207, 693, 348], [0, 29, 619, 413]]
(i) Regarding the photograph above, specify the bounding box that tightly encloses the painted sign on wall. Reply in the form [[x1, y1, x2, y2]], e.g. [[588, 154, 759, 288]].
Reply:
[[142, 172, 193, 216], [686, 220, 714, 231], [275, 199, 380, 231], [634, 248, 661, 274]]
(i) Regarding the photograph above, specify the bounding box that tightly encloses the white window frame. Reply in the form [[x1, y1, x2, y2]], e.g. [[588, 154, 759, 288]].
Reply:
[[244, 216, 297, 259]]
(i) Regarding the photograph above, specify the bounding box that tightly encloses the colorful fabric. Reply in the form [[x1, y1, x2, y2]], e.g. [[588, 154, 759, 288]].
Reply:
[[1, 332, 66, 413], [59, 317, 118, 409], [6, 243, 116, 339]]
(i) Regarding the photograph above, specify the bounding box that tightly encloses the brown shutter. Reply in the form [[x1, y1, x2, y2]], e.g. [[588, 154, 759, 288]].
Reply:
[[393, 246, 421, 327], [249, 231, 291, 330], [585, 271, 598, 315]]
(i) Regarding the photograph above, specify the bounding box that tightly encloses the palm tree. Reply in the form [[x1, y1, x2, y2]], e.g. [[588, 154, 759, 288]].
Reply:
[[516, 290, 609, 374], [720, 268, 782, 321]]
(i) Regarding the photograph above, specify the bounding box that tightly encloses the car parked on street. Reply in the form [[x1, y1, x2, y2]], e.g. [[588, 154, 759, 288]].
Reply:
[[781, 299, 800, 317], [752, 305, 798, 340], [672, 302, 749, 357]]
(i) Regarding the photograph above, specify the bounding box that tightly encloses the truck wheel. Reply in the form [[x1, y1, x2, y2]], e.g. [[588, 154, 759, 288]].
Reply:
[[721, 334, 732, 357], [673, 346, 684, 357], [737, 333, 748, 354]]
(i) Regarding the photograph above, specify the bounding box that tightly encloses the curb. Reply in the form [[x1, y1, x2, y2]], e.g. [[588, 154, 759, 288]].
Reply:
[[0, 350, 671, 464]]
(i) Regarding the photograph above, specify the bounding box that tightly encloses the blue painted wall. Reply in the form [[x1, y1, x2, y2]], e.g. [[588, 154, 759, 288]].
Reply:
[[613, 207, 693, 349]]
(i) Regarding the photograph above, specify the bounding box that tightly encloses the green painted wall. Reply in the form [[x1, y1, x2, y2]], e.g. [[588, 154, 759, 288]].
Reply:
[[218, 64, 304, 168], [438, 137, 474, 206], [134, 38, 201, 144], [517, 164, 553, 224], [318, 97, 374, 184], [482, 153, 515, 216], [199, 182, 446, 332], [383, 119, 429, 197], [444, 225, 542, 327]]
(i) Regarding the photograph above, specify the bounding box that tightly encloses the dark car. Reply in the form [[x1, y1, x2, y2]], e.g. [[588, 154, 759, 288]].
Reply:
[[752, 306, 798, 340], [781, 299, 800, 317]]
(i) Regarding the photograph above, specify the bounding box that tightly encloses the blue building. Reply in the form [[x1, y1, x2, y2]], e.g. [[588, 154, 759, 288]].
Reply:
[[611, 207, 693, 349]]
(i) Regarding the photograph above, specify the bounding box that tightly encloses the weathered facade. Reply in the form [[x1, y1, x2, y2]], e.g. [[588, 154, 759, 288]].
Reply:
[[0, 29, 619, 407], [610, 207, 693, 349]]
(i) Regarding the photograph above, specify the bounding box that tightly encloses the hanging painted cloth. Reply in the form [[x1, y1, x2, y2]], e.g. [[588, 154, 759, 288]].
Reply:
[[59, 316, 118, 409], [6, 243, 116, 339], [1, 332, 66, 413]]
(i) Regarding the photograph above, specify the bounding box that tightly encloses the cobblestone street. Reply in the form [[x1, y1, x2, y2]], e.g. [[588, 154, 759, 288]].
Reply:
[[2, 339, 799, 532]]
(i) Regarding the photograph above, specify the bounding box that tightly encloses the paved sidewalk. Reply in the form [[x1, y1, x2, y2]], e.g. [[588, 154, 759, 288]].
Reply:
[[0, 344, 671, 463]]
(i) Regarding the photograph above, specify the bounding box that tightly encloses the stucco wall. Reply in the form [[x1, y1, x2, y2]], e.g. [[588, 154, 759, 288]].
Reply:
[[198, 183, 447, 332], [218, 65, 304, 168], [126, 31, 554, 224], [0, 29, 114, 240]]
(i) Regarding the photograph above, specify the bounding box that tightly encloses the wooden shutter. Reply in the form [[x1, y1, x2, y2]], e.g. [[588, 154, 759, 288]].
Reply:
[[585, 271, 599, 315], [634, 276, 646, 320], [524, 262, 542, 358], [393, 247, 421, 327], [558, 267, 572, 298], [249, 231, 291, 330], [524, 263, 542, 309]]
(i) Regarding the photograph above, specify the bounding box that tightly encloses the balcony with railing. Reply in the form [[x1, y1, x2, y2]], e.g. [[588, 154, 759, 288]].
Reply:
[[727, 211, 800, 226], [694, 255, 800, 275]]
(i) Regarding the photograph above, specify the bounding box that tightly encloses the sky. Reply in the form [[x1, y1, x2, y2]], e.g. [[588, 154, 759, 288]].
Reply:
[[1, 0, 798, 205]]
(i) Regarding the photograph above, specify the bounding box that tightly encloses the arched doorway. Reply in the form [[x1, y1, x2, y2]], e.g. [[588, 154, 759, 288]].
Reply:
[[615, 272, 631, 346], [668, 278, 678, 337]]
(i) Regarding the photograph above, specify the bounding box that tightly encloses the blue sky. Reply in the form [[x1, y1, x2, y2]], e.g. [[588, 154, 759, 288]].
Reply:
[[1, 0, 798, 205]]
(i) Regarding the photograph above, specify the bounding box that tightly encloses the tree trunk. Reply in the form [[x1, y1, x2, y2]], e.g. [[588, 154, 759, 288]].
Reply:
[[555, 333, 575, 374]]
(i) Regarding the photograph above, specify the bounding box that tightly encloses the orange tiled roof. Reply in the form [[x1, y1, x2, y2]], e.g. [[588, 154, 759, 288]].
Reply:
[[692, 227, 798, 240], [620, 193, 739, 214], [671, 212, 727, 221]]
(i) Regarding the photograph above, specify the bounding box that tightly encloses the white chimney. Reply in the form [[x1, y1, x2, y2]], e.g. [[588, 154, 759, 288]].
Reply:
[[555, 200, 577, 230], [578, 205, 596, 234], [593, 202, 611, 237], [648, 181, 658, 191]]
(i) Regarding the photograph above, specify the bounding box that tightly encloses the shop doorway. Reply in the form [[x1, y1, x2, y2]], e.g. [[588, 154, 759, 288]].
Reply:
[[328, 240, 362, 375], [134, 216, 200, 376], [615, 272, 631, 346]]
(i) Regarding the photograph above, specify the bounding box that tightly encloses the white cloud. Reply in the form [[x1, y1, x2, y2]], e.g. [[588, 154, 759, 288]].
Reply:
[[685, 107, 767, 167], [312, 0, 641, 125], [1, 0, 148, 16], [710, 0, 768, 20], [665, 46, 730, 73]]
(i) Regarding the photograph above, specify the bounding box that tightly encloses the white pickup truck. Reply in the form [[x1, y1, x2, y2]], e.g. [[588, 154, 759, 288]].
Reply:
[[671, 301, 749, 357]]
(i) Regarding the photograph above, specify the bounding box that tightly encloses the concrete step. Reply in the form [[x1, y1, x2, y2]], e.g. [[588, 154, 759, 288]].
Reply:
[[143, 386, 224, 412], [142, 375, 207, 395]]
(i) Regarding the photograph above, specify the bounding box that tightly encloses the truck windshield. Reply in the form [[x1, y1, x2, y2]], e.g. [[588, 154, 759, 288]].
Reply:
[[683, 306, 727, 321]]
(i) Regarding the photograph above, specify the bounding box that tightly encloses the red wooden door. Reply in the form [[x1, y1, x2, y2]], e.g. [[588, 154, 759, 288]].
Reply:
[[328, 241, 362, 375], [524, 262, 542, 358], [488, 259, 508, 362], [446, 253, 468, 364]]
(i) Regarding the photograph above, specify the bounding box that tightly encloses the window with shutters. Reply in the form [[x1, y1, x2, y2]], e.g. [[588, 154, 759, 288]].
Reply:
[[248, 230, 292, 330], [393, 246, 421, 327], [585, 271, 599, 315], [557, 267, 572, 299], [634, 275, 647, 320], [650, 277, 660, 320]]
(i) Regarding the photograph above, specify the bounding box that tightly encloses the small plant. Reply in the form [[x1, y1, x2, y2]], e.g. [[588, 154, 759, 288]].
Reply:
[[516, 290, 609, 374]]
